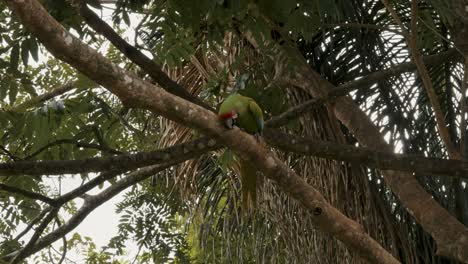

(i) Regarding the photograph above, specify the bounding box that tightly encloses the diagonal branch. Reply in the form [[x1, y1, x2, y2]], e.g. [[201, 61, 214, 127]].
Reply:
[[5, 1, 399, 263], [11, 209, 49, 243], [5, 81, 76, 113], [268, 48, 458, 127], [10, 207, 59, 264], [72, 0, 212, 110]]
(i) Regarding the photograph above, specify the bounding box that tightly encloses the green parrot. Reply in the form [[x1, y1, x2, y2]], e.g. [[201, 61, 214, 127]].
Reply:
[[218, 93, 264, 212]]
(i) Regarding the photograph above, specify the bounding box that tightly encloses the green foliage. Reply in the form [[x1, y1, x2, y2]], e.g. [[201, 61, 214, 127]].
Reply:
[[107, 179, 190, 263], [0, 0, 466, 263]]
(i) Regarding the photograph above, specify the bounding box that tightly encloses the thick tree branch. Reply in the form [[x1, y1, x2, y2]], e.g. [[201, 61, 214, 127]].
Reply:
[[5, 1, 399, 263]]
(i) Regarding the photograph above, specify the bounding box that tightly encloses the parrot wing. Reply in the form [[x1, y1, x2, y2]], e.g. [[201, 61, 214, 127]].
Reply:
[[248, 100, 264, 134]]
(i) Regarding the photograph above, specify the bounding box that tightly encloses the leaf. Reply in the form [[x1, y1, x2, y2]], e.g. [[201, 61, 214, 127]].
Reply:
[[0, 78, 7, 100], [9, 44, 20, 73], [29, 38, 39, 62], [75, 73, 95, 90], [8, 81, 18, 105], [122, 11, 130, 26], [20, 40, 29, 67], [0, 46, 11, 56], [87, 0, 102, 9], [22, 81, 37, 96]]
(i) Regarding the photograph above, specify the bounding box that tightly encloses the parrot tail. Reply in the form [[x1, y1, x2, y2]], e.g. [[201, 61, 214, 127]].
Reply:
[[240, 158, 257, 213]]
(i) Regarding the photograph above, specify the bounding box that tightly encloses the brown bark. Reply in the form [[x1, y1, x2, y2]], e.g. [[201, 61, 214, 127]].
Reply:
[[265, 130, 468, 179], [4, 0, 399, 263], [285, 45, 468, 261], [0, 137, 220, 176], [4, 129, 468, 180]]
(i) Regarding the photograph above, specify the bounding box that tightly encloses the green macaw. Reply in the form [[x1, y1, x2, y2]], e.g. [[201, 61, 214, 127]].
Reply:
[[218, 93, 264, 212]]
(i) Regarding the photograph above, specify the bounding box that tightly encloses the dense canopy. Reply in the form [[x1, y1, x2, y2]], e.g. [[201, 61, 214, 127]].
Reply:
[[0, 0, 467, 263]]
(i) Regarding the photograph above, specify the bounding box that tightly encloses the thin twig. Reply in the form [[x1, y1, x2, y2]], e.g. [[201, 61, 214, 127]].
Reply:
[[0, 145, 19, 161], [55, 217, 67, 264], [11, 207, 59, 264], [12, 209, 49, 242], [24, 138, 122, 160], [6, 81, 77, 113], [0, 183, 56, 205], [0, 137, 221, 176]]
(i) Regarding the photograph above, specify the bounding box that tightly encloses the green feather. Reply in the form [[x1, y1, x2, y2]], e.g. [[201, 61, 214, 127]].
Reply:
[[218, 93, 263, 134], [219, 93, 264, 212]]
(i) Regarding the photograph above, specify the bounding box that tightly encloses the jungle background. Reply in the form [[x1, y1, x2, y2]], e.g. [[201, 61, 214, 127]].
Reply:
[[0, 0, 468, 263]]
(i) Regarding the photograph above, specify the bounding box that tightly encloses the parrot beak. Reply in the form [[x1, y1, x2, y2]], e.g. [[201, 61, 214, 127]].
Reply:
[[224, 112, 238, 129], [225, 118, 235, 129]]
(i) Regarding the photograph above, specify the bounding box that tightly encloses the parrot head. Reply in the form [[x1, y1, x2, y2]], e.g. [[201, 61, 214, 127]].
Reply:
[[219, 110, 238, 129]]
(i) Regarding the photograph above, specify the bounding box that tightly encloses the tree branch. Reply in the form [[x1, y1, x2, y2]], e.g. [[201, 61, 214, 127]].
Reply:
[[0, 137, 220, 176], [24, 138, 122, 160], [264, 130, 468, 179], [0, 183, 56, 205], [3, 129, 468, 180], [3, 159, 195, 261], [72, 0, 212, 110], [11, 207, 59, 264], [12, 209, 49, 243], [5, 81, 76, 113], [5, 1, 399, 263], [268, 49, 458, 127]]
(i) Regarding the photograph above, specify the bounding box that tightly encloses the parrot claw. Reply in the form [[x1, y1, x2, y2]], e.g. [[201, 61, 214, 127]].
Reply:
[[254, 133, 261, 142]]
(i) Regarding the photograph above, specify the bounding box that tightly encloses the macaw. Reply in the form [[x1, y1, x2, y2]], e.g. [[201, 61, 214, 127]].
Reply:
[[218, 93, 264, 212]]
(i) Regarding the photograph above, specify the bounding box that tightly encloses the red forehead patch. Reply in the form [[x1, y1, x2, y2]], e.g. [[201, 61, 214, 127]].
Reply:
[[219, 111, 237, 119]]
